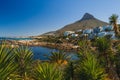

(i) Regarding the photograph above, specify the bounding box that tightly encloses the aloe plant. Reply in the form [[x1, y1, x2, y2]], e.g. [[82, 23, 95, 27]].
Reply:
[[63, 62, 75, 80], [46, 51, 71, 65], [0, 42, 17, 80], [95, 37, 120, 80], [34, 63, 63, 80], [13, 46, 33, 79], [76, 52, 106, 80], [95, 37, 111, 53]]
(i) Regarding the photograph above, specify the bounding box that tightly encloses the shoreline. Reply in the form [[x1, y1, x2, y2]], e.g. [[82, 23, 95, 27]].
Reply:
[[3, 40, 79, 52]]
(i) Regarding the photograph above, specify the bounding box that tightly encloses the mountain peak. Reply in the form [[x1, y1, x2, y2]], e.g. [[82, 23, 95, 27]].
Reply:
[[55, 13, 108, 35], [80, 13, 95, 21]]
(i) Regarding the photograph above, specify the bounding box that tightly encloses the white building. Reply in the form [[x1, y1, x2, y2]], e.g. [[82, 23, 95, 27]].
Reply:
[[97, 31, 115, 38], [102, 25, 113, 31], [89, 33, 96, 39], [93, 26, 103, 33], [83, 29, 93, 34], [71, 34, 78, 37], [97, 32, 107, 37], [64, 31, 75, 36], [76, 29, 82, 32]]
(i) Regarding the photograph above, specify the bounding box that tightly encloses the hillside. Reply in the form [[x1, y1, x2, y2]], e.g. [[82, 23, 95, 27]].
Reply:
[[56, 13, 108, 35]]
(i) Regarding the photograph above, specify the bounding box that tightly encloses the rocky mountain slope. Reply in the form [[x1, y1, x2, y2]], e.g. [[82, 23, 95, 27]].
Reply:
[[56, 13, 108, 35]]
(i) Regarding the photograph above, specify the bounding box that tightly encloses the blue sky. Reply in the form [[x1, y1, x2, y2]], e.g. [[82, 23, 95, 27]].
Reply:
[[0, 0, 120, 37]]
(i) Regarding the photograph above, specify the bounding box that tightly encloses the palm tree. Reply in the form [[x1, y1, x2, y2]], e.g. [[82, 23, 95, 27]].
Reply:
[[13, 46, 33, 79], [109, 14, 119, 35], [46, 51, 71, 65], [0, 42, 17, 80], [33, 63, 63, 80]]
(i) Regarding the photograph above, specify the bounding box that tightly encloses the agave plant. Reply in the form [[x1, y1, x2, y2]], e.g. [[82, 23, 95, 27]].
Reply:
[[78, 40, 92, 53], [13, 46, 33, 79], [34, 63, 63, 80], [0, 42, 17, 80], [63, 62, 75, 80], [95, 37, 120, 80], [75, 40, 107, 80], [114, 46, 120, 78], [95, 37, 111, 53], [76, 52, 106, 80], [95, 37, 113, 67], [46, 51, 71, 65]]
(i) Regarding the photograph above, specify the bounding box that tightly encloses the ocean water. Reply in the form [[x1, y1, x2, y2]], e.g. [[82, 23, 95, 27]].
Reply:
[[0, 37, 78, 60], [0, 37, 32, 40], [31, 46, 78, 60]]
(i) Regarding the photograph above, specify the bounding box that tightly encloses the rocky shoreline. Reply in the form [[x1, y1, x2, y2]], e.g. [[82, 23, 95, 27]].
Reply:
[[5, 40, 79, 52]]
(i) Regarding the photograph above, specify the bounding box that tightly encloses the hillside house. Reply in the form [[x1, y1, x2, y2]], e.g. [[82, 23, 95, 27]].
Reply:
[[102, 25, 113, 31], [97, 32, 107, 37], [83, 29, 93, 34], [63, 25, 115, 39], [64, 31, 75, 36], [71, 34, 79, 37], [93, 26, 103, 33], [76, 29, 82, 32]]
